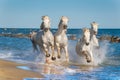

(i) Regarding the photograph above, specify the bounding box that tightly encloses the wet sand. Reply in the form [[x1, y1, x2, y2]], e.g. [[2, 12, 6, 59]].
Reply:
[[0, 59, 43, 80]]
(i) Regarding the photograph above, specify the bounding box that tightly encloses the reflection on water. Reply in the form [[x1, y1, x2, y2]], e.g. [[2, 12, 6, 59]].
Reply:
[[18, 62, 99, 80], [22, 63, 120, 80], [18, 58, 120, 80]]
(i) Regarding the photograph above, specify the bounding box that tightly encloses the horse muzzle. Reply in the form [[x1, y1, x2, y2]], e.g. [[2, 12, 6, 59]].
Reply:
[[63, 25, 67, 29], [44, 28, 49, 32], [86, 42, 89, 46], [94, 31, 97, 35]]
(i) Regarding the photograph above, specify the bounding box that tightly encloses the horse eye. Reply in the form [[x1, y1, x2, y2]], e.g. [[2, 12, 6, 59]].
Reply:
[[83, 35, 85, 38]]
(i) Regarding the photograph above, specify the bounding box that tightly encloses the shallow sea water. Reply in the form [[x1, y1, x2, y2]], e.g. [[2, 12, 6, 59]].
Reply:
[[0, 28, 120, 80]]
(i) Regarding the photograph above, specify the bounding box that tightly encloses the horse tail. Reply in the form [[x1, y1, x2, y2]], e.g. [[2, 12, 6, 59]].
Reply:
[[31, 40, 38, 52]]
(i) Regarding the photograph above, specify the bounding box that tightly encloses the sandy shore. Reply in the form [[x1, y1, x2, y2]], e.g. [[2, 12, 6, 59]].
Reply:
[[0, 59, 43, 80]]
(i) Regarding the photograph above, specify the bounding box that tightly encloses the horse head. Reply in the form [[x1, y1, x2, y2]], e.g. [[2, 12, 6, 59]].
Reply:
[[91, 22, 99, 35], [82, 28, 90, 46], [40, 16, 50, 32], [59, 16, 69, 30]]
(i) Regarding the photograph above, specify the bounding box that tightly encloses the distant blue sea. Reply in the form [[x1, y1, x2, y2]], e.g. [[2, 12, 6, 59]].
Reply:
[[0, 28, 120, 80], [0, 28, 120, 36]]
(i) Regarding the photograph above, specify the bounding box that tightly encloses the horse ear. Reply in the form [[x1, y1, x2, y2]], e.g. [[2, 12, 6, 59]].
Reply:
[[91, 22, 99, 26], [61, 16, 69, 21]]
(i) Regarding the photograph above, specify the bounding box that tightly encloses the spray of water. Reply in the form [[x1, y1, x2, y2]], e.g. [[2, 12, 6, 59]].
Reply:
[[92, 41, 109, 66], [35, 52, 45, 63], [68, 40, 110, 66]]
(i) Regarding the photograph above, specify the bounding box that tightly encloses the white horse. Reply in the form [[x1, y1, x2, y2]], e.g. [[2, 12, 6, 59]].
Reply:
[[54, 16, 69, 62], [30, 16, 56, 61], [76, 28, 93, 63], [90, 22, 99, 47]]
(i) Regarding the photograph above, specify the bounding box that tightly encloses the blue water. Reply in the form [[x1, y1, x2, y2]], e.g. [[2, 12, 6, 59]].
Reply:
[[0, 28, 120, 80]]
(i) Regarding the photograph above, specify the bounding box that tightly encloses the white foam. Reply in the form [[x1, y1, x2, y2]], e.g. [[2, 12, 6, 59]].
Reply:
[[92, 41, 109, 65], [68, 40, 109, 66], [0, 52, 13, 59], [64, 68, 76, 73]]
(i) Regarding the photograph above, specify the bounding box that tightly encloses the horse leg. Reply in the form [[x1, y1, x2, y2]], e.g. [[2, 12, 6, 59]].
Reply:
[[83, 51, 91, 63], [64, 46, 69, 62], [56, 43, 61, 59], [43, 44, 50, 57], [51, 46, 56, 60], [89, 50, 94, 63]]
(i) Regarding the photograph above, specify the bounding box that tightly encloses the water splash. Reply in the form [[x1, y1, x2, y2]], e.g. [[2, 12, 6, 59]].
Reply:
[[35, 52, 45, 63], [68, 40, 110, 66], [92, 41, 109, 66]]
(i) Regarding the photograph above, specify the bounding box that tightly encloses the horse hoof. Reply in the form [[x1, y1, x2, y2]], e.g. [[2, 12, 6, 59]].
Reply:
[[57, 55, 61, 59], [46, 54, 50, 57], [87, 60, 91, 63], [51, 57, 56, 60]]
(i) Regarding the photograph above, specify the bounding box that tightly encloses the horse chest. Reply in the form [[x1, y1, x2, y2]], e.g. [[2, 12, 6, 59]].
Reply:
[[91, 35, 98, 45], [42, 32, 53, 45], [56, 34, 68, 42]]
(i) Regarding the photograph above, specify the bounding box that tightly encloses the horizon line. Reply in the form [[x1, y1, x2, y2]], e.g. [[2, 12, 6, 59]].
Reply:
[[0, 27, 120, 29]]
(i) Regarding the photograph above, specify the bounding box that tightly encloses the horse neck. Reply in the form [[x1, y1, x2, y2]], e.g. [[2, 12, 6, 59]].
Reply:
[[79, 36, 86, 45], [90, 30, 96, 40], [91, 33, 97, 40], [40, 21, 50, 29], [57, 25, 66, 35]]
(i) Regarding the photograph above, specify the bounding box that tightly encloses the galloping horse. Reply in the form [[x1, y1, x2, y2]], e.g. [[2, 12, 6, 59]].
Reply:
[[90, 22, 99, 47], [76, 28, 93, 63], [30, 16, 56, 62], [54, 16, 69, 62]]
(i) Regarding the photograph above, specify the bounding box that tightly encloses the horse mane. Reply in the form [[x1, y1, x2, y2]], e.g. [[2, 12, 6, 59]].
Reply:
[[55, 20, 65, 35], [40, 22, 44, 30], [82, 28, 90, 34], [58, 20, 62, 29], [40, 20, 51, 30]]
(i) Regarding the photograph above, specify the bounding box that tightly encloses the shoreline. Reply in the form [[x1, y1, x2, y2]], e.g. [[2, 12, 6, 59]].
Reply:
[[0, 59, 43, 80]]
